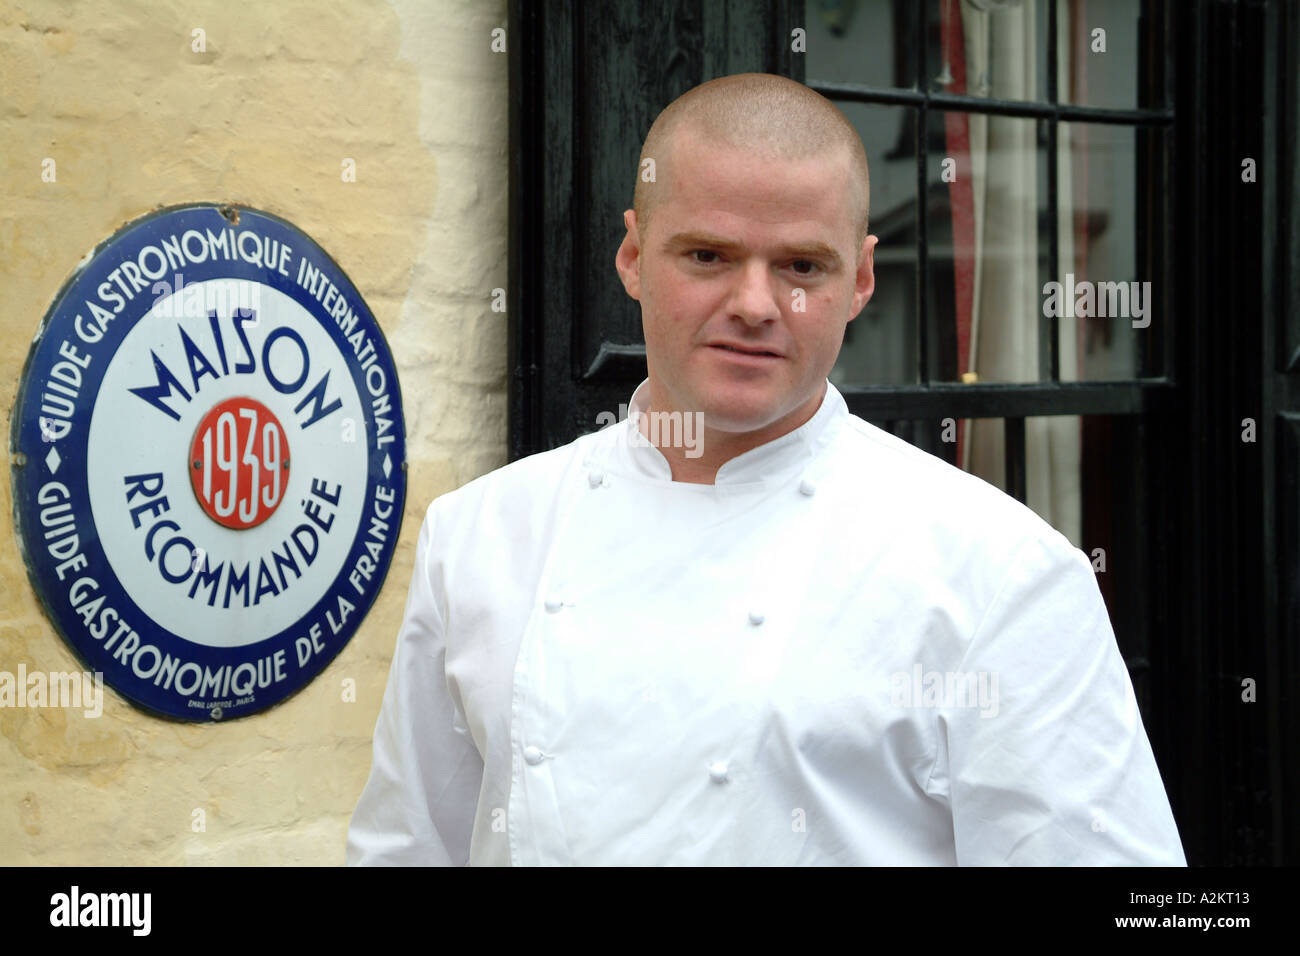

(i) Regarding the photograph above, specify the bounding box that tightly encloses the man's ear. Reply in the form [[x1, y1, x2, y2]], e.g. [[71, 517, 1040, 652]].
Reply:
[[848, 233, 878, 321], [614, 209, 643, 301]]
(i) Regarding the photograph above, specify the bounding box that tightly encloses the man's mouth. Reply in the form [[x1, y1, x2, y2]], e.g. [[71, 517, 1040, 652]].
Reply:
[[709, 344, 782, 358]]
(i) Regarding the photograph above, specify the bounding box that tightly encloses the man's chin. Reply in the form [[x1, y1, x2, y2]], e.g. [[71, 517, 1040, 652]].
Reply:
[[696, 382, 826, 437], [657, 375, 813, 434], [697, 397, 789, 435]]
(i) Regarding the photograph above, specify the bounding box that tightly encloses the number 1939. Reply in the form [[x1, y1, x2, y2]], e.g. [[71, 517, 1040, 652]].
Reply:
[[189, 396, 290, 530]]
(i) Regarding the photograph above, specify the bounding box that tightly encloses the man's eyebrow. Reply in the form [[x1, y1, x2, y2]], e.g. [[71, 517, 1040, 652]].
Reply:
[[663, 231, 843, 268]]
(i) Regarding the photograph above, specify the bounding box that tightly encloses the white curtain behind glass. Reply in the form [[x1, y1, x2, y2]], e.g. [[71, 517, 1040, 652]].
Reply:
[[958, 0, 1082, 547]]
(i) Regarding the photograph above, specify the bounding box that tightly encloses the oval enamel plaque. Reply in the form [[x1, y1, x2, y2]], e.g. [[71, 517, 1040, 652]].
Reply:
[[10, 204, 407, 721]]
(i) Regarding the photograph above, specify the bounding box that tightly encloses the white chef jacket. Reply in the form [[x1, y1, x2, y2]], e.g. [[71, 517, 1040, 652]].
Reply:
[[346, 378, 1186, 866]]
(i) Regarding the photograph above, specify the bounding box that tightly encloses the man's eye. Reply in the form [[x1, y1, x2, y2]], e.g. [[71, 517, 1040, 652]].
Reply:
[[791, 260, 820, 276], [690, 250, 721, 264]]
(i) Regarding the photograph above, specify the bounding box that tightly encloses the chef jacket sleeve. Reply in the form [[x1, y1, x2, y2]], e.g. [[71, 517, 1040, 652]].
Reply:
[[346, 502, 484, 865], [936, 533, 1186, 866]]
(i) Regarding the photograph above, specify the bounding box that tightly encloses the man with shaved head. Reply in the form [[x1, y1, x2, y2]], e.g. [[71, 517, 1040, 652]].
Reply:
[[620, 73, 875, 484], [348, 73, 1185, 867]]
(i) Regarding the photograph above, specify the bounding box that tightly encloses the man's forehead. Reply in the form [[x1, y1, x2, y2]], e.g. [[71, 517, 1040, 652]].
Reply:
[[654, 133, 856, 237], [666, 127, 852, 183]]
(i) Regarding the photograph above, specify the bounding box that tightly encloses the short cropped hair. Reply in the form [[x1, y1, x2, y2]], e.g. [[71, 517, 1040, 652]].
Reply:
[[632, 73, 870, 247]]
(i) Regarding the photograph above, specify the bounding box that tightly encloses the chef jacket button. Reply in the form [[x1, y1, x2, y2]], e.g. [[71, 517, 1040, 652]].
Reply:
[[799, 478, 817, 496], [544, 597, 563, 613], [588, 470, 605, 488], [523, 745, 545, 765], [748, 609, 765, 626], [708, 761, 729, 784]]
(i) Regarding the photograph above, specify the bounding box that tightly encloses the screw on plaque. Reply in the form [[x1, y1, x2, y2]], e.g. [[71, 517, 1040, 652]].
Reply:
[[219, 205, 240, 226], [210, 707, 223, 720], [193, 460, 202, 469]]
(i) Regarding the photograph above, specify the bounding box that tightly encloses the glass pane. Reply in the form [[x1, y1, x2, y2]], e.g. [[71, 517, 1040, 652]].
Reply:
[[1057, 0, 1151, 110], [926, 0, 1051, 103], [806, 0, 917, 90], [958, 413, 1137, 563], [1074, 414, 1151, 669], [925, 113, 1049, 383], [1059, 121, 1148, 381], [964, 413, 1142, 659], [888, 412, 1138, 627], [956, 415, 1081, 546], [831, 103, 920, 388]]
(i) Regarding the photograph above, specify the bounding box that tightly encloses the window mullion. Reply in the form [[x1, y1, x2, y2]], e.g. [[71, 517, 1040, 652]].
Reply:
[[1047, 0, 1061, 384], [916, 2, 930, 387], [1005, 416, 1027, 503]]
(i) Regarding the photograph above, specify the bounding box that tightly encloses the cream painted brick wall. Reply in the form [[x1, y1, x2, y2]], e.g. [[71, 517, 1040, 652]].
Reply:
[[0, 0, 508, 864]]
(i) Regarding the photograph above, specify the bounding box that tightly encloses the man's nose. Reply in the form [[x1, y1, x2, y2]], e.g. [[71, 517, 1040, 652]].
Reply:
[[726, 259, 781, 326]]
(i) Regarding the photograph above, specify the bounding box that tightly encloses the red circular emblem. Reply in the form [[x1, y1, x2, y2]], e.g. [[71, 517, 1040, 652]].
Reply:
[[189, 396, 290, 530]]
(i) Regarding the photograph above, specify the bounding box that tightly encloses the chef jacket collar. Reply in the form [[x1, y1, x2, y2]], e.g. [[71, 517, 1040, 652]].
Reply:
[[604, 377, 848, 488]]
